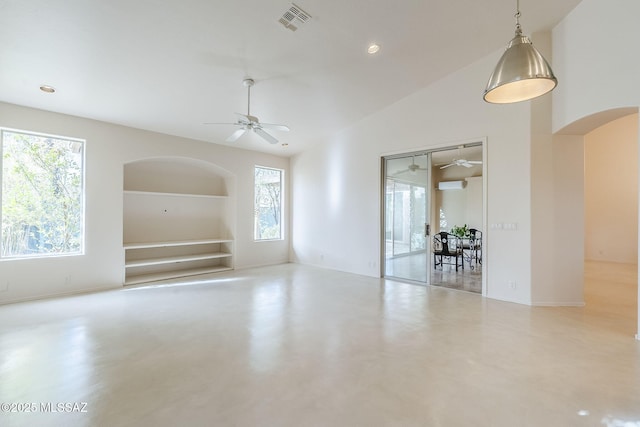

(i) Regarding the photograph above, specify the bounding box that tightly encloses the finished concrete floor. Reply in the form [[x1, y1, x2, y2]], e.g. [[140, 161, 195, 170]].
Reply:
[[0, 262, 638, 426]]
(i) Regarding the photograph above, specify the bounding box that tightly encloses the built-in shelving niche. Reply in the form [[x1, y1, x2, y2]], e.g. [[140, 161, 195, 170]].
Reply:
[[123, 157, 236, 285]]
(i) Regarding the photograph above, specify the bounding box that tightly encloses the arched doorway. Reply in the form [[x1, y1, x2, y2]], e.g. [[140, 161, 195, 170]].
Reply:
[[558, 107, 639, 338]]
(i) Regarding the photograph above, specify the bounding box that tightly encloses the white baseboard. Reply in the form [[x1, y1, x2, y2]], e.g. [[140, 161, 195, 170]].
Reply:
[[0, 284, 119, 306]]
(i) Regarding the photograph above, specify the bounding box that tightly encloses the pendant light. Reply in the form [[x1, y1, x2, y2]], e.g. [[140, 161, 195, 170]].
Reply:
[[483, 0, 557, 103]]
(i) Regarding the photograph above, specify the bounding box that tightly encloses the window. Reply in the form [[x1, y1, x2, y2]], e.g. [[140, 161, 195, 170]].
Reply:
[[1, 129, 85, 258], [254, 166, 283, 241]]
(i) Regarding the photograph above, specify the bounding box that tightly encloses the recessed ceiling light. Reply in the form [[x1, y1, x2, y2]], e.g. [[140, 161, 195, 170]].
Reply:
[[281, 143, 289, 147], [39, 85, 56, 93], [367, 44, 380, 54]]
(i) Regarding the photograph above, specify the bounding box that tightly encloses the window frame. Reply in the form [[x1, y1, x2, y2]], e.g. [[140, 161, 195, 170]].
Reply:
[[0, 127, 86, 260], [253, 165, 284, 242]]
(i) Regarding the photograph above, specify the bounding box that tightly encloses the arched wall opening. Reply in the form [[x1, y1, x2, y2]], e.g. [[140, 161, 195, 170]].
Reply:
[[122, 156, 237, 285], [558, 108, 639, 338]]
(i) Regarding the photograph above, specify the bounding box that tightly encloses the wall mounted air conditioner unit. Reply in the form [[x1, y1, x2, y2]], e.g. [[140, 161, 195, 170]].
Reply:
[[438, 180, 466, 190]]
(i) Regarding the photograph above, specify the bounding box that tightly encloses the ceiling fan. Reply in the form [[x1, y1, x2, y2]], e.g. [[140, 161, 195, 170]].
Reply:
[[205, 78, 289, 144], [440, 158, 482, 169], [394, 156, 426, 176]]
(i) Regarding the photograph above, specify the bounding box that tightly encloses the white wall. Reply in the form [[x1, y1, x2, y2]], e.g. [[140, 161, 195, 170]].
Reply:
[[437, 189, 466, 233], [433, 163, 482, 233], [552, 0, 640, 133], [531, 133, 585, 306], [0, 102, 289, 304], [434, 182, 483, 235], [584, 114, 639, 263], [465, 177, 483, 232], [292, 52, 534, 305], [529, 30, 586, 307]]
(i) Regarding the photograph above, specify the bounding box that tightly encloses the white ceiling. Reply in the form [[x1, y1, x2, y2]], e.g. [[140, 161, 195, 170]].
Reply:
[[0, 0, 581, 156]]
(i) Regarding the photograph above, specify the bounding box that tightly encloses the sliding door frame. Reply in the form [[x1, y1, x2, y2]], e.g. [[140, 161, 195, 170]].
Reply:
[[380, 138, 488, 296], [381, 151, 432, 284]]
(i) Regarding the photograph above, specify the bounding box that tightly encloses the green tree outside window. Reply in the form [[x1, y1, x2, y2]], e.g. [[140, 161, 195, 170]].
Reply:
[[254, 166, 282, 241], [1, 129, 84, 258]]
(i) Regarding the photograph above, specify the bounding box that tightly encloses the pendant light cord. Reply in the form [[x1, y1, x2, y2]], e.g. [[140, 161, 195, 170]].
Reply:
[[514, 0, 522, 35]]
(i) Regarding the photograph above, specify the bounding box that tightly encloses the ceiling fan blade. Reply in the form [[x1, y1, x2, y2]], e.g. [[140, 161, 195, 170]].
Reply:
[[461, 162, 473, 168], [467, 160, 483, 164], [254, 127, 278, 144], [226, 128, 246, 142], [440, 163, 455, 169], [393, 168, 410, 176], [260, 123, 290, 132], [203, 122, 238, 125]]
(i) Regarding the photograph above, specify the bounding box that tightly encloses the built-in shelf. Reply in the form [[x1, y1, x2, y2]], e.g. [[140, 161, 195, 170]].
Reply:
[[124, 266, 233, 286], [124, 239, 233, 250], [123, 158, 235, 286], [123, 239, 234, 285], [126, 252, 232, 268], [124, 190, 228, 199]]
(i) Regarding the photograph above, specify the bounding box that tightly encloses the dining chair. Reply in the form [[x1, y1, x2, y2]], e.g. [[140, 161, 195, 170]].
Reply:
[[467, 228, 482, 267], [433, 232, 463, 271]]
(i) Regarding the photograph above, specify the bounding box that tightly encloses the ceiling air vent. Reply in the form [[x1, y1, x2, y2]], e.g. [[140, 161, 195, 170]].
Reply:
[[278, 3, 311, 32]]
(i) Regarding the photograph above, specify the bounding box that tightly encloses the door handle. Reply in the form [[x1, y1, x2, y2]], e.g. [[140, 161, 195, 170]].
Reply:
[[425, 223, 430, 237]]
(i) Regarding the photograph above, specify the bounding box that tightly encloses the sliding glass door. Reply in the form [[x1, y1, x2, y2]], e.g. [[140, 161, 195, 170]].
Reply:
[[383, 153, 431, 283]]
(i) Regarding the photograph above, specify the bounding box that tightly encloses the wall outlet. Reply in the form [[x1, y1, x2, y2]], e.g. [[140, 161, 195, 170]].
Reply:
[[508, 280, 516, 290]]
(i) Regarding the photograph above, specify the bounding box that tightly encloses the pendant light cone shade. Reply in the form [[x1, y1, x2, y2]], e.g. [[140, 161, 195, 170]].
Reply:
[[484, 31, 557, 103]]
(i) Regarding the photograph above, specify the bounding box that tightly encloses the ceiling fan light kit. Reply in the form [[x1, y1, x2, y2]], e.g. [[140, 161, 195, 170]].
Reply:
[[205, 77, 289, 145], [483, 0, 557, 104]]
